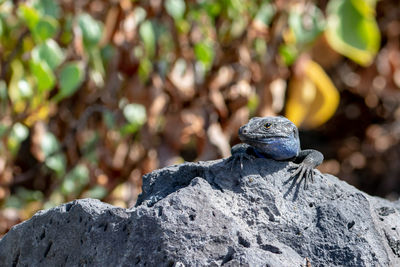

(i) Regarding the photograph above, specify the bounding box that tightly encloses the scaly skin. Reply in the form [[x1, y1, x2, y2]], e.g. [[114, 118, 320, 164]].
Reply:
[[229, 116, 323, 189]]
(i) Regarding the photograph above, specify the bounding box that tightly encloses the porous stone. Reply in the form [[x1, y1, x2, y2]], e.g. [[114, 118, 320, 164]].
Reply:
[[1, 157, 400, 266]]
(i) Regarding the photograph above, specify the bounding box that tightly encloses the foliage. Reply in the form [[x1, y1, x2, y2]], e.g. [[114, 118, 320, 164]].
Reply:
[[1, 0, 399, 237]]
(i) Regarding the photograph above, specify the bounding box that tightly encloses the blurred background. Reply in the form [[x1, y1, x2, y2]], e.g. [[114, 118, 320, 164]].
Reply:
[[0, 0, 399, 237]]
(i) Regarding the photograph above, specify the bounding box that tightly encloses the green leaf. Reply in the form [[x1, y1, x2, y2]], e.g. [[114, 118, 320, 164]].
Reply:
[[123, 103, 147, 125], [5, 188, 43, 208], [133, 7, 147, 24], [46, 155, 65, 176], [121, 103, 147, 134], [0, 80, 5, 113], [86, 185, 107, 199], [31, 39, 64, 70], [194, 42, 214, 69], [81, 132, 99, 164], [247, 94, 259, 115], [120, 124, 137, 135], [7, 123, 29, 155], [254, 38, 267, 58], [0, 122, 8, 138], [41, 131, 58, 156], [19, 4, 59, 42], [139, 20, 156, 58], [43, 191, 64, 209], [138, 58, 153, 83], [165, 0, 186, 20], [4, 195, 23, 209], [101, 44, 115, 64], [78, 13, 103, 49], [61, 164, 89, 195], [175, 19, 190, 34], [34, 16, 59, 41], [203, 2, 222, 18], [289, 5, 325, 45], [230, 16, 247, 38], [254, 3, 275, 26], [0, 17, 4, 37], [18, 4, 40, 30], [103, 110, 115, 129], [17, 79, 33, 98], [53, 62, 85, 101], [0, 80, 7, 100], [227, 0, 245, 15], [8, 61, 32, 105], [279, 44, 298, 66], [326, 0, 380, 66], [60, 15, 73, 45], [41, 131, 65, 176], [29, 60, 55, 92], [8, 78, 32, 114], [89, 48, 105, 83], [33, 0, 61, 18], [16, 187, 43, 202], [363, 0, 378, 7], [11, 123, 29, 142]]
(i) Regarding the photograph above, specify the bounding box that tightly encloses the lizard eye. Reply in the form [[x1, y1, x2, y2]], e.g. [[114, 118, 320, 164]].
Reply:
[[264, 123, 271, 129]]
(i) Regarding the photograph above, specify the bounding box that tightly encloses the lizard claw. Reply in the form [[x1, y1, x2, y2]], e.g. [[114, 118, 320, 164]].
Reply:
[[289, 163, 316, 190], [228, 143, 257, 172], [227, 153, 256, 171]]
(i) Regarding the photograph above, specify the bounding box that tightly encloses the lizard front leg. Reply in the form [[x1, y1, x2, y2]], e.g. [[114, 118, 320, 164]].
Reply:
[[289, 149, 323, 189], [228, 143, 257, 170]]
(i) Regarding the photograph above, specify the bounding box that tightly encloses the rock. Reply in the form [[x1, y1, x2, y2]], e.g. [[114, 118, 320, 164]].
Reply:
[[1, 157, 400, 266]]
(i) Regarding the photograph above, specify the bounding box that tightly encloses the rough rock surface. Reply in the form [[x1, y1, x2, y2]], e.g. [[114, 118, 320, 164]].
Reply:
[[1, 157, 400, 266]]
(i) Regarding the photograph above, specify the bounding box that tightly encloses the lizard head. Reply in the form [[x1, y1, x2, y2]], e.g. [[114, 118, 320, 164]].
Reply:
[[238, 116, 300, 160]]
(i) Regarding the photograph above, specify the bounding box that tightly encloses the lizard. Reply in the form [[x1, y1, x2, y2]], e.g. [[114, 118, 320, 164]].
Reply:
[[229, 116, 323, 189]]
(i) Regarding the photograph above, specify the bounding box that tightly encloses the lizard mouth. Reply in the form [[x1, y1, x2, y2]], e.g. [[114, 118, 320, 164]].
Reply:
[[239, 135, 291, 143]]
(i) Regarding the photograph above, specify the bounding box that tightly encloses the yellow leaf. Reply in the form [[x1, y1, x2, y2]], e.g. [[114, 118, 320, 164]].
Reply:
[[286, 76, 316, 126], [282, 28, 296, 45], [304, 60, 340, 127], [286, 60, 340, 128], [325, 0, 380, 66], [24, 104, 51, 126]]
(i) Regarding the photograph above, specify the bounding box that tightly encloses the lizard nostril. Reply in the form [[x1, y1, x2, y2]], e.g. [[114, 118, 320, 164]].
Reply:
[[242, 129, 247, 134]]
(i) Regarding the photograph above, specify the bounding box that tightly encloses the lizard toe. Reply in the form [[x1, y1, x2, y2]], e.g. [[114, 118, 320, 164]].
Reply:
[[227, 152, 256, 172], [310, 169, 314, 183], [290, 164, 303, 178], [297, 165, 307, 184], [303, 168, 312, 189], [303, 177, 308, 190], [289, 163, 317, 190]]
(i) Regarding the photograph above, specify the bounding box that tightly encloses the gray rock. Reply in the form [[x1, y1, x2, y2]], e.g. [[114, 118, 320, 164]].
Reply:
[[1, 157, 400, 266]]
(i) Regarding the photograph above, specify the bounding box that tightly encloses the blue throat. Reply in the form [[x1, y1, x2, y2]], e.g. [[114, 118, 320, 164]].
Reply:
[[253, 137, 299, 160]]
